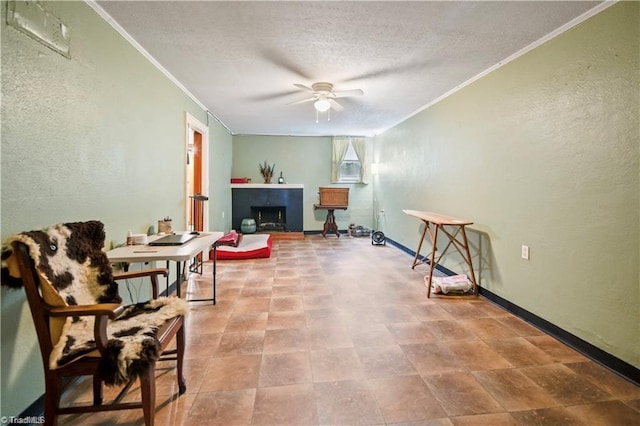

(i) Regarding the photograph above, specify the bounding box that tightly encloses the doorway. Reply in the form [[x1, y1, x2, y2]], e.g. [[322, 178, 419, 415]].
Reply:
[[185, 112, 209, 233]]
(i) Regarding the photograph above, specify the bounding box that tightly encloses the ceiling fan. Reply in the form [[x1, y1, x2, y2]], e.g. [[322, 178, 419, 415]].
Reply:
[[288, 82, 364, 121]]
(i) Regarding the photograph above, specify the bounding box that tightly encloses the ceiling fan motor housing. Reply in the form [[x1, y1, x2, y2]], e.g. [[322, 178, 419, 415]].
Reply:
[[311, 82, 333, 94]]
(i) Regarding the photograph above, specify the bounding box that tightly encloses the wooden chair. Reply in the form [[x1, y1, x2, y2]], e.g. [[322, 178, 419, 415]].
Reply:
[[2, 221, 186, 426]]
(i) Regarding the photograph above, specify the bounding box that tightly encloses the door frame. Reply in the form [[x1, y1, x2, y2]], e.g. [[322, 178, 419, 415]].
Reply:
[[184, 112, 209, 232]]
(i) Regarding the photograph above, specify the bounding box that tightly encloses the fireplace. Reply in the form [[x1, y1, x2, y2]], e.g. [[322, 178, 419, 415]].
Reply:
[[252, 206, 286, 232], [231, 185, 303, 234]]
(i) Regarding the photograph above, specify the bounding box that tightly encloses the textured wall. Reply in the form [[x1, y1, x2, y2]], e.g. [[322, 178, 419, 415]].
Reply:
[[207, 118, 234, 233], [373, 2, 639, 367], [231, 135, 374, 231], [0, 1, 232, 415]]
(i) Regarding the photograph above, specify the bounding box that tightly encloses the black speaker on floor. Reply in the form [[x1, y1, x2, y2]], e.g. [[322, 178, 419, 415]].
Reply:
[[371, 230, 386, 245]]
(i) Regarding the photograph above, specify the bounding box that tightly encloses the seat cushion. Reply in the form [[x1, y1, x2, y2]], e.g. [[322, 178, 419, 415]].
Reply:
[[213, 234, 272, 260], [51, 296, 187, 385]]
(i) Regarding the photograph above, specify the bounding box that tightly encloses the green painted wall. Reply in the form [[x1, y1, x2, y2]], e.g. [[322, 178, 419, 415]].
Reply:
[[0, 1, 232, 416], [208, 118, 234, 233], [373, 2, 639, 368], [231, 135, 374, 231], [1, 0, 637, 418]]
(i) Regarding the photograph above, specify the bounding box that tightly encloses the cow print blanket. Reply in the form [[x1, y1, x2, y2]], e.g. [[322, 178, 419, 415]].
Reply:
[[1, 221, 187, 386]]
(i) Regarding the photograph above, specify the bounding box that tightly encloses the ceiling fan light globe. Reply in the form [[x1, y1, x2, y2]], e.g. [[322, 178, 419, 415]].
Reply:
[[314, 99, 331, 112]]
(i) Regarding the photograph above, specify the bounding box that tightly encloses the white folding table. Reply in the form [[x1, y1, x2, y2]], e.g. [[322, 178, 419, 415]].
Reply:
[[106, 232, 224, 304]]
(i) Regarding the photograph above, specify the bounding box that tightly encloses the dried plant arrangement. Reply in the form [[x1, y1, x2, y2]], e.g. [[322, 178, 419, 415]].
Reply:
[[259, 161, 275, 183]]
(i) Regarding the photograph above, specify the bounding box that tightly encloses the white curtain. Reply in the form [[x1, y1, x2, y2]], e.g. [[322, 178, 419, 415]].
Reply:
[[331, 137, 350, 183], [351, 138, 368, 184]]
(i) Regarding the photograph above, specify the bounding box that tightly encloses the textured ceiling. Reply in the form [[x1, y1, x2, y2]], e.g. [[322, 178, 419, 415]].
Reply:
[[94, 1, 603, 137]]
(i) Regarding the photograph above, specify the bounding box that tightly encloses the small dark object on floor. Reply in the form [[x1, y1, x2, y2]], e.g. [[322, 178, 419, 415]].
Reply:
[[371, 230, 386, 245]]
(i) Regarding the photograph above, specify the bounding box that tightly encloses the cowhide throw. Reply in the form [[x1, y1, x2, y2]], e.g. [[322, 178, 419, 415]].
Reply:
[[1, 221, 188, 386]]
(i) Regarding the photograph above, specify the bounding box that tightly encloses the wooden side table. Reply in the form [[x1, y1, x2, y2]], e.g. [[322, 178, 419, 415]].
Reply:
[[314, 204, 348, 237], [403, 210, 478, 298]]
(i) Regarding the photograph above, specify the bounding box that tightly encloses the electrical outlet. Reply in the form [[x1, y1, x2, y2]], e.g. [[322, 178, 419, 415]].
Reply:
[[521, 245, 530, 260]]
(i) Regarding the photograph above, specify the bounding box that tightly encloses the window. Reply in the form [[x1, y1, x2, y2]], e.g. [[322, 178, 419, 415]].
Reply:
[[331, 137, 368, 184], [338, 142, 361, 183]]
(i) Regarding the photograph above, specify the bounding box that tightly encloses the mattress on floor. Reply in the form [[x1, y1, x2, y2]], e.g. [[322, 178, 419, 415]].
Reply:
[[213, 233, 272, 260]]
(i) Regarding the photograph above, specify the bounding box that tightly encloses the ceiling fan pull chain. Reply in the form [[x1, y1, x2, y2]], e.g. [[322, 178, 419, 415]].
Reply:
[[328, 108, 331, 122], [316, 109, 319, 124]]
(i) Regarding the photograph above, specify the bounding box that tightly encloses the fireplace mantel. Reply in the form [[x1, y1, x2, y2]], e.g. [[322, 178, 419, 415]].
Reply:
[[231, 183, 304, 189]]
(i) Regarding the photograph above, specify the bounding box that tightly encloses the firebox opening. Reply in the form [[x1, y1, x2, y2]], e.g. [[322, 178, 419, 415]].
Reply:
[[251, 206, 286, 232]]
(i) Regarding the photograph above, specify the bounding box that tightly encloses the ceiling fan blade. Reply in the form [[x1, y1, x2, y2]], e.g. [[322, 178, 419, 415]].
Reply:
[[329, 99, 344, 112], [249, 90, 299, 102], [293, 84, 315, 92], [287, 96, 316, 106], [259, 49, 311, 80], [332, 89, 364, 98], [342, 59, 437, 83]]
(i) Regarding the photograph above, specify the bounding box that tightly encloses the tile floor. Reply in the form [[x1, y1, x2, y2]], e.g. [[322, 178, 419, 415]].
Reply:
[[60, 236, 640, 425]]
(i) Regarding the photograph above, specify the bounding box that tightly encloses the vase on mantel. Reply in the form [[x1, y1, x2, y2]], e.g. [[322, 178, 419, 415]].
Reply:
[[259, 161, 275, 184]]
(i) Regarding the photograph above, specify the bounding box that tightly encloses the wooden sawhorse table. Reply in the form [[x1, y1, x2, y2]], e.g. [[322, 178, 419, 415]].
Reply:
[[403, 210, 478, 298], [314, 204, 348, 237]]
